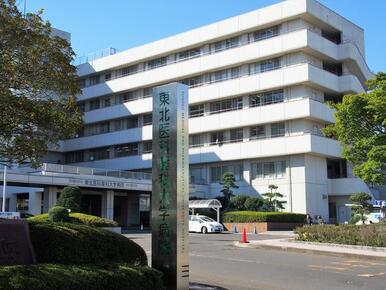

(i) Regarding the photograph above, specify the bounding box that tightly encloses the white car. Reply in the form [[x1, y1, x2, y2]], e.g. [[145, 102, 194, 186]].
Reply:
[[189, 215, 224, 234]]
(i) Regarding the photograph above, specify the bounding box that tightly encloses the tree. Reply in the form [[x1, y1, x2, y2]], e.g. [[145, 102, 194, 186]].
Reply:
[[244, 197, 263, 211], [349, 192, 373, 224], [323, 73, 386, 185], [220, 172, 239, 207], [262, 184, 285, 212], [0, 0, 83, 167], [231, 195, 248, 210], [56, 186, 82, 212]]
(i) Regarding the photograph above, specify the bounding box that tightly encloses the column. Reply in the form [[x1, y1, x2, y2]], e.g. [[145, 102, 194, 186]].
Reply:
[[103, 190, 114, 221], [43, 187, 58, 213], [127, 193, 140, 226], [29, 191, 42, 215]]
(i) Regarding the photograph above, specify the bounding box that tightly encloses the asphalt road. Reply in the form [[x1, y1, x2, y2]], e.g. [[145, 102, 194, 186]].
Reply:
[[124, 232, 386, 290]]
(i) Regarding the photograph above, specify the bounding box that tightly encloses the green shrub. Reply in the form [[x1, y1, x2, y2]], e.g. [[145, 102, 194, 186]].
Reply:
[[231, 195, 248, 210], [295, 224, 386, 247], [48, 206, 69, 222], [244, 197, 263, 211], [0, 263, 164, 290], [56, 186, 82, 212], [28, 212, 118, 227], [28, 221, 147, 265], [222, 211, 306, 223]]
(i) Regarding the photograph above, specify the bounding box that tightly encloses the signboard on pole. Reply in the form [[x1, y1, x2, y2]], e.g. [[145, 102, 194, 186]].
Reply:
[[152, 82, 189, 289]]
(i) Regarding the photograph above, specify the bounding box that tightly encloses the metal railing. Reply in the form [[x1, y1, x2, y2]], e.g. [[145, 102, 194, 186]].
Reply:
[[73, 48, 119, 66]]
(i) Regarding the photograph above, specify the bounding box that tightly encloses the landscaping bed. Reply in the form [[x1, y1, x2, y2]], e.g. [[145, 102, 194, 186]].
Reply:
[[295, 224, 386, 247], [222, 211, 305, 232]]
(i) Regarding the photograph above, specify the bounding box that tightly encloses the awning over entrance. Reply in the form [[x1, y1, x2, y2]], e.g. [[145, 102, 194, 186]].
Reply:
[[189, 199, 222, 223]]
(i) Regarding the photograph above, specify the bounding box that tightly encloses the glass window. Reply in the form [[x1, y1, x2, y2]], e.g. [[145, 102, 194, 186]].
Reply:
[[115, 143, 138, 157], [260, 58, 281, 73], [102, 97, 111, 108], [251, 163, 263, 180], [78, 79, 86, 89], [181, 76, 202, 87], [65, 151, 84, 163], [276, 160, 286, 178], [189, 134, 202, 148], [263, 162, 275, 178], [210, 163, 243, 183], [114, 119, 126, 131], [147, 57, 167, 70], [89, 75, 100, 86], [143, 114, 152, 126], [120, 64, 138, 77], [271, 123, 285, 137], [99, 122, 110, 134], [89, 147, 110, 161], [190, 167, 207, 184], [213, 69, 228, 82], [250, 125, 266, 139], [249, 90, 284, 107], [89, 99, 100, 110], [209, 97, 242, 114], [189, 104, 205, 118], [178, 47, 201, 60], [143, 141, 152, 154], [252, 160, 286, 180], [230, 128, 243, 142], [231, 67, 240, 79], [252, 25, 280, 42], [143, 87, 152, 97], [210, 131, 224, 145], [104, 73, 111, 81], [127, 117, 138, 129]]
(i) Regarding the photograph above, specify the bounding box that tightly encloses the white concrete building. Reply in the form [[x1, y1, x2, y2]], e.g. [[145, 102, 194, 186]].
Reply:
[[2, 0, 380, 224]]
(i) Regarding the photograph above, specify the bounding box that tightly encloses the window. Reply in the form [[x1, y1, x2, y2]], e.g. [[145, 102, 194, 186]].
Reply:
[[143, 87, 152, 97], [116, 91, 136, 104], [178, 47, 201, 60], [323, 62, 342, 76], [102, 97, 111, 108], [260, 58, 281, 73], [78, 102, 85, 112], [181, 76, 202, 87], [271, 123, 285, 137], [209, 97, 242, 114], [89, 75, 100, 86], [210, 163, 243, 183], [89, 147, 110, 161], [143, 114, 152, 126], [99, 122, 110, 134], [120, 64, 138, 77], [230, 129, 243, 142], [251, 25, 280, 42], [114, 119, 126, 131], [127, 117, 138, 129], [104, 73, 111, 81], [251, 160, 286, 180], [213, 36, 239, 52], [210, 131, 224, 145], [143, 141, 152, 153], [89, 99, 100, 110], [78, 79, 86, 89], [213, 69, 228, 82], [250, 125, 266, 139], [114, 143, 138, 157], [249, 90, 284, 107], [231, 67, 240, 79], [65, 151, 84, 163], [147, 57, 167, 70], [189, 134, 202, 148], [190, 167, 207, 184], [189, 104, 205, 118]]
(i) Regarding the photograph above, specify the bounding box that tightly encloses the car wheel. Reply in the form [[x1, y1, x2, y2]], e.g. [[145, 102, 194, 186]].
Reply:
[[201, 227, 208, 234]]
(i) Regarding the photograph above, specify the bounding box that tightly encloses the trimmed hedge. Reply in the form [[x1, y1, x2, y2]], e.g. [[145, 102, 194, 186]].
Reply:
[[222, 211, 306, 223], [48, 206, 69, 222], [28, 221, 147, 265], [295, 224, 386, 247], [28, 212, 118, 227], [0, 264, 164, 290]]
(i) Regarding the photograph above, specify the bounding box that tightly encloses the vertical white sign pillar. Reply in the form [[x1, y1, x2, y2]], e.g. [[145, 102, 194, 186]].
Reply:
[[152, 83, 189, 290]]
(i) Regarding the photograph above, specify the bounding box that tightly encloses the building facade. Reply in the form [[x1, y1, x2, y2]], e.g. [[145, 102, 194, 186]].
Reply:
[[2, 0, 379, 224]]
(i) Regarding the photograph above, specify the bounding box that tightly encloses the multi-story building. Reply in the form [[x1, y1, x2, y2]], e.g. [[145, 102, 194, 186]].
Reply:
[[2, 0, 379, 225]]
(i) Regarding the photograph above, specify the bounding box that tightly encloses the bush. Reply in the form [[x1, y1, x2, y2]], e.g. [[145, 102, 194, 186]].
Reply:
[[28, 221, 147, 265], [56, 186, 82, 212], [222, 211, 306, 223], [48, 206, 69, 222], [295, 224, 386, 247], [0, 263, 164, 290], [244, 197, 263, 211], [231, 195, 248, 210], [28, 212, 118, 227]]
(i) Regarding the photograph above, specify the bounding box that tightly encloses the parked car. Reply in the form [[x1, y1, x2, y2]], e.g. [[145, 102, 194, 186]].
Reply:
[[189, 215, 224, 234]]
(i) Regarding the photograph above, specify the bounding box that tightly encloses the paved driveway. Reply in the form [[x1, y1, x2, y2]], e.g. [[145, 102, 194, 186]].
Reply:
[[124, 232, 386, 290]]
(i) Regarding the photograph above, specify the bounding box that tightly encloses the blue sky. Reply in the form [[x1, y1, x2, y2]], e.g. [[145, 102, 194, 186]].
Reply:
[[24, 0, 385, 72]]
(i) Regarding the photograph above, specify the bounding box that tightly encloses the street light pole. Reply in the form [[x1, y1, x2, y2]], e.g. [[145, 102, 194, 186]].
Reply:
[[2, 165, 7, 212]]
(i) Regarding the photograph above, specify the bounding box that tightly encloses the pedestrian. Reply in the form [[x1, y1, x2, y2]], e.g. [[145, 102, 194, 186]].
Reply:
[[317, 215, 324, 225], [305, 213, 313, 226]]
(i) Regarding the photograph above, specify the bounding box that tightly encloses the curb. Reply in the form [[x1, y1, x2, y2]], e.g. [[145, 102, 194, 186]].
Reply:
[[233, 240, 386, 262]]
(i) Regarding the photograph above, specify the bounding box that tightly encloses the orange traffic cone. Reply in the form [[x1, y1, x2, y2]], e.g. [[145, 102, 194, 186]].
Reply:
[[241, 226, 249, 243]]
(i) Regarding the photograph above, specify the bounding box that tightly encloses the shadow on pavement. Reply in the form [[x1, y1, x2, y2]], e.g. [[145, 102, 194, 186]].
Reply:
[[190, 282, 229, 290]]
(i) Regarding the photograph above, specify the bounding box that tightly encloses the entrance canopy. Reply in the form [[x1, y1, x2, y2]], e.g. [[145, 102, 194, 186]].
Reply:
[[189, 199, 222, 222]]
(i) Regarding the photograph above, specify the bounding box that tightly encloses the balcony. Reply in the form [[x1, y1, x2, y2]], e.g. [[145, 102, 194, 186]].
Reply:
[[327, 178, 372, 196]]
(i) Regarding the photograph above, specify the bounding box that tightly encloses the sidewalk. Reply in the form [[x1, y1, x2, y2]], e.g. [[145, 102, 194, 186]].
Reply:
[[234, 238, 386, 261]]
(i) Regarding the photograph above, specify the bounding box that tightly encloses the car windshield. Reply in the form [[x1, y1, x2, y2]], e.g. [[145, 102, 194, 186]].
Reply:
[[199, 216, 215, 222]]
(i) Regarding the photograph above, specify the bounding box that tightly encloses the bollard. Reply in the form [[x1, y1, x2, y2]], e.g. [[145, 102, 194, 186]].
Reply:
[[253, 225, 257, 234], [233, 225, 238, 233]]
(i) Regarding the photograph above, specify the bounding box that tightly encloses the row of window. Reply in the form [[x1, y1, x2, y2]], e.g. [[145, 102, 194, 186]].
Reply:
[[190, 159, 286, 184], [78, 25, 281, 89], [80, 55, 282, 114], [65, 141, 152, 163], [189, 122, 286, 147]]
